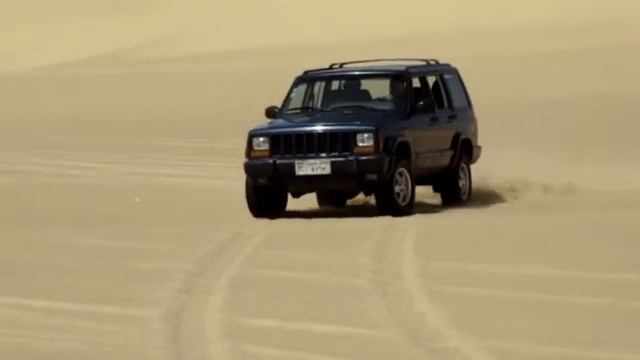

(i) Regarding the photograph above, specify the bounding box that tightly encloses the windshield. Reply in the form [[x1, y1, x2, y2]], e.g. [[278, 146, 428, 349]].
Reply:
[[281, 75, 408, 114]]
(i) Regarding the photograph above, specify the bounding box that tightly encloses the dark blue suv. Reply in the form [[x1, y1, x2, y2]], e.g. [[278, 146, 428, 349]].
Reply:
[[244, 59, 481, 218]]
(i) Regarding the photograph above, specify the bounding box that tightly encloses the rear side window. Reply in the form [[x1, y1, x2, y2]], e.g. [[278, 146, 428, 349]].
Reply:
[[442, 73, 470, 109]]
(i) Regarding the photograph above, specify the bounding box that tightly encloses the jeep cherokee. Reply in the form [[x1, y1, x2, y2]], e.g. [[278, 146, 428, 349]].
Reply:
[[244, 58, 481, 218]]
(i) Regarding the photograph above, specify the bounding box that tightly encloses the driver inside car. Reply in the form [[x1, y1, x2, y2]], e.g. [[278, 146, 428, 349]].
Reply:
[[389, 78, 408, 111]]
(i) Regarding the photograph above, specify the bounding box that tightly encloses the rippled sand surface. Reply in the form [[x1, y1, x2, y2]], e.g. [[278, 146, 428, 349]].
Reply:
[[2, 1, 640, 359]]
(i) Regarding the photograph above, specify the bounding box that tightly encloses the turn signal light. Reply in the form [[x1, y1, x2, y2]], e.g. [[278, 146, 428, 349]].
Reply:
[[250, 149, 270, 158], [354, 146, 375, 155]]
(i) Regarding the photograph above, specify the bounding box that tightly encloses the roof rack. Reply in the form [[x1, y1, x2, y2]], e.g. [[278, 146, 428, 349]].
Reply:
[[328, 58, 440, 69]]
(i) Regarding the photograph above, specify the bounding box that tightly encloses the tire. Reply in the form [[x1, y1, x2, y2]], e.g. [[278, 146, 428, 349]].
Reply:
[[375, 159, 415, 216], [316, 191, 348, 209], [245, 177, 288, 218], [439, 153, 472, 206]]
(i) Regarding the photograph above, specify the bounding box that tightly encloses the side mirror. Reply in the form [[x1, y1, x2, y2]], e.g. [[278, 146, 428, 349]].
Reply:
[[265, 105, 280, 119], [415, 99, 436, 114]]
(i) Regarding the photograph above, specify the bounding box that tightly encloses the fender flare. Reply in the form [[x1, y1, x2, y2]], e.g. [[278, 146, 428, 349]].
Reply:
[[449, 133, 475, 167], [383, 137, 413, 179], [448, 133, 463, 167]]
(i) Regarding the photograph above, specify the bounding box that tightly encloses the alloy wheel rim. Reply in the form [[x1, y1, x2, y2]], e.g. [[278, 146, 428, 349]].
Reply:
[[458, 163, 470, 200], [393, 168, 412, 206]]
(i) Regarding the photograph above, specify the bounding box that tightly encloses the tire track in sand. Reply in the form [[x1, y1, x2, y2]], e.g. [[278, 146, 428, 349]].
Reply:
[[159, 224, 268, 360], [222, 224, 397, 360], [362, 221, 431, 360], [368, 218, 495, 360]]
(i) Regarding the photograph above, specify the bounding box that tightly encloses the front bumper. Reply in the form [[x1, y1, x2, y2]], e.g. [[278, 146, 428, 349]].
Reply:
[[244, 154, 390, 193]]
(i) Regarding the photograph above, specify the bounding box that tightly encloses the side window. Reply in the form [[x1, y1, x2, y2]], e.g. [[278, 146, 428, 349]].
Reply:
[[426, 74, 450, 111], [411, 76, 432, 109], [411, 77, 423, 105], [442, 73, 470, 109]]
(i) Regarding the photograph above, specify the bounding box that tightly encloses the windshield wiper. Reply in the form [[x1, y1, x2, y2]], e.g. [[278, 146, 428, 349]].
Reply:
[[329, 104, 384, 112], [284, 106, 326, 113]]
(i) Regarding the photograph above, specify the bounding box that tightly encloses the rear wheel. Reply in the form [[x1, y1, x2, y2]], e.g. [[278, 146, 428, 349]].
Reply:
[[316, 191, 348, 209], [375, 159, 415, 216], [439, 153, 472, 206], [245, 178, 288, 218]]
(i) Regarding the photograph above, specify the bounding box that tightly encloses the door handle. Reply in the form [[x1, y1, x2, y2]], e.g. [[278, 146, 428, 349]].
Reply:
[[447, 114, 457, 121], [429, 116, 439, 123]]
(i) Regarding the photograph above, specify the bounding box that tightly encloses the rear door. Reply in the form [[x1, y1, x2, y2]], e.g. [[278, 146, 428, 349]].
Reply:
[[441, 71, 475, 165], [409, 75, 441, 173], [425, 73, 456, 166]]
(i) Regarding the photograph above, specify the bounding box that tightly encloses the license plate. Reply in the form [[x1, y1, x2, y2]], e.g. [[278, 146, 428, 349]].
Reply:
[[295, 159, 331, 176]]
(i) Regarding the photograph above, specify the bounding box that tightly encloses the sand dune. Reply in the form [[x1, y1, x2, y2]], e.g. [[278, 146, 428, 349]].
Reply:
[[6, 0, 639, 72], [2, 0, 640, 359]]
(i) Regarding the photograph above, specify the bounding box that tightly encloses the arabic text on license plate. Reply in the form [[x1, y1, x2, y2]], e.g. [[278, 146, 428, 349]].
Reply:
[[295, 159, 331, 176]]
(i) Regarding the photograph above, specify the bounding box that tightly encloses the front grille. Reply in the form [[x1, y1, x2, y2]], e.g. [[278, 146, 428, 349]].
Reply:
[[270, 132, 355, 157]]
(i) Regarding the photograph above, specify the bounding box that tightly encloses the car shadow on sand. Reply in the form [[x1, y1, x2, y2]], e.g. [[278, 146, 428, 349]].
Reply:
[[282, 187, 507, 219]]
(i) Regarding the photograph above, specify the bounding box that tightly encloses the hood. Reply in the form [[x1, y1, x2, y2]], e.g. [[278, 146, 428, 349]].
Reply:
[[249, 111, 399, 134]]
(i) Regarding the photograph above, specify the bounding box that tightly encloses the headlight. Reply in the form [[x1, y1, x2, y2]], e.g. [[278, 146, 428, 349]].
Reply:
[[252, 136, 270, 150], [356, 133, 375, 147]]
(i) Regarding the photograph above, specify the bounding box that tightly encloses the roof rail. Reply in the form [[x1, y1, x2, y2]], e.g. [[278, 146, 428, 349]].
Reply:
[[328, 58, 440, 69], [302, 66, 332, 75]]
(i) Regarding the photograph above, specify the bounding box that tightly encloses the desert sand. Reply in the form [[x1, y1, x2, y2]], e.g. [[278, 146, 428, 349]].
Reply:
[[2, 0, 640, 359]]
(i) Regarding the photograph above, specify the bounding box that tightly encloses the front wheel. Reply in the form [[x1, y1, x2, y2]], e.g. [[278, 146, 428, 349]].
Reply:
[[245, 178, 288, 218], [375, 159, 415, 216], [439, 153, 472, 206]]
